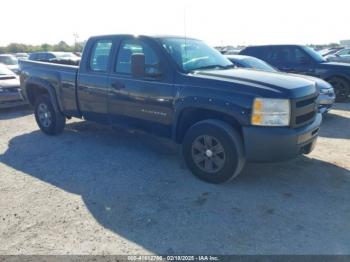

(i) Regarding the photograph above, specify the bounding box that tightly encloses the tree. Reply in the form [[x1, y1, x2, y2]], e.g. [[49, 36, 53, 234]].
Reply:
[[40, 43, 51, 51], [5, 43, 28, 53], [54, 41, 71, 52]]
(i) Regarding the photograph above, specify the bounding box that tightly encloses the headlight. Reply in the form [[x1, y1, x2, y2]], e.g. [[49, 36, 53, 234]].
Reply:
[[319, 88, 332, 95], [251, 98, 291, 126]]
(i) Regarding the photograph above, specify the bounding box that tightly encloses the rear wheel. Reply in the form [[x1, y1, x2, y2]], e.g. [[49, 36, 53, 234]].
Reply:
[[182, 119, 246, 184], [328, 77, 350, 102], [34, 94, 66, 135]]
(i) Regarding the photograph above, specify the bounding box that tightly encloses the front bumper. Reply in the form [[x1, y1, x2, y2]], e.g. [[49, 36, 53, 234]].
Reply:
[[243, 113, 322, 162], [0, 90, 27, 109], [318, 104, 333, 114]]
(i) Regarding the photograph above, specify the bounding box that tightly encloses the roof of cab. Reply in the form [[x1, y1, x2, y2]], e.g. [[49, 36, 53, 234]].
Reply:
[[244, 44, 304, 48], [87, 34, 199, 41]]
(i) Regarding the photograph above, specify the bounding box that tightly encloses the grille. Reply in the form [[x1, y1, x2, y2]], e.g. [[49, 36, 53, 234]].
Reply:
[[291, 94, 318, 128], [2, 87, 19, 93]]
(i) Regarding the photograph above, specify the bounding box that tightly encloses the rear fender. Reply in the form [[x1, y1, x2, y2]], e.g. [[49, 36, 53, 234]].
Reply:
[[24, 77, 63, 114]]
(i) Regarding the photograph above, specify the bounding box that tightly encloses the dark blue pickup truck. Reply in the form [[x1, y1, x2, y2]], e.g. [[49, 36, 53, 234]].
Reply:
[[240, 45, 350, 102], [20, 35, 322, 183]]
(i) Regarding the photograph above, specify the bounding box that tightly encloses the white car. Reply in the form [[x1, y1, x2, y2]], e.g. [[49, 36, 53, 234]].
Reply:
[[0, 64, 26, 108], [0, 54, 20, 74], [326, 48, 350, 63]]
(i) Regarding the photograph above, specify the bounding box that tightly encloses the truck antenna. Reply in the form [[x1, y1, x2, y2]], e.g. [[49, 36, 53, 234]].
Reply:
[[184, 6, 188, 61]]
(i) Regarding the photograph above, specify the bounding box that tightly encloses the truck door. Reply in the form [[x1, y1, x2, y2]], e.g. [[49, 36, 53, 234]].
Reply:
[[77, 39, 113, 124], [269, 47, 316, 76], [293, 46, 317, 76], [265, 47, 297, 73], [107, 37, 175, 138]]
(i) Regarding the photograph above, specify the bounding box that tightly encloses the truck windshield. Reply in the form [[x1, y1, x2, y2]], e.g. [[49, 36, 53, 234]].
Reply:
[[302, 46, 326, 63], [160, 38, 233, 72]]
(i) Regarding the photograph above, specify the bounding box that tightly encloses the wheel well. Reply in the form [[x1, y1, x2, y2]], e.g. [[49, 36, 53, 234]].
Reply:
[[326, 75, 350, 86], [26, 84, 49, 106], [175, 108, 242, 143]]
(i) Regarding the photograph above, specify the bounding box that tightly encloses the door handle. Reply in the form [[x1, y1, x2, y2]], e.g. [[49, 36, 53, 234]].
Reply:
[[111, 82, 125, 90]]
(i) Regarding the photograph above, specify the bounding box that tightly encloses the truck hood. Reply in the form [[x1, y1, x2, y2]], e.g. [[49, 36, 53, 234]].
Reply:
[[320, 61, 350, 70], [288, 73, 332, 90], [193, 68, 316, 98]]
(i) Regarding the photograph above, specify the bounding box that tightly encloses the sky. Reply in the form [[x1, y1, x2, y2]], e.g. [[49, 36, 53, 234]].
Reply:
[[1, 0, 349, 47]]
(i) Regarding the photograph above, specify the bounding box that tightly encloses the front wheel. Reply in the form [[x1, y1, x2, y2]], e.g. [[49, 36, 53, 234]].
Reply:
[[182, 119, 246, 184], [34, 94, 66, 135], [328, 77, 350, 102]]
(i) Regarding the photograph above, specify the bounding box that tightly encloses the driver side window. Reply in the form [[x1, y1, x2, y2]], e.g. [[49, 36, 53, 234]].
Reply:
[[293, 48, 309, 64], [269, 47, 308, 64], [115, 39, 160, 75]]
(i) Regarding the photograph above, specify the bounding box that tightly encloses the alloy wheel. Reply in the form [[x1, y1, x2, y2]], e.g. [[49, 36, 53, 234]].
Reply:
[[37, 103, 52, 128], [191, 135, 226, 173]]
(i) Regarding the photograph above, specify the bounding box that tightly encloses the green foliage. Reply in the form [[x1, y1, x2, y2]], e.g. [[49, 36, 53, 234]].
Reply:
[[0, 41, 84, 54]]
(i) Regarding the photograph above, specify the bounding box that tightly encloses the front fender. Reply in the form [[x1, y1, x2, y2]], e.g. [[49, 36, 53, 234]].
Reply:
[[171, 95, 250, 141], [322, 71, 350, 83]]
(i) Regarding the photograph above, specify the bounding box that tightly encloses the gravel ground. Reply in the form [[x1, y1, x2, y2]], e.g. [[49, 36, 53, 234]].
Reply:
[[0, 104, 349, 255]]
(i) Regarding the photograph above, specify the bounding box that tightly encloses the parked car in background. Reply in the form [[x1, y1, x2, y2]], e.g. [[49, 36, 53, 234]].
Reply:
[[226, 55, 335, 114], [0, 54, 20, 74], [14, 53, 29, 60], [0, 64, 26, 108], [28, 52, 80, 65], [326, 48, 350, 63], [225, 49, 242, 55], [319, 47, 344, 57], [215, 47, 242, 55], [19, 34, 322, 184], [240, 45, 350, 102]]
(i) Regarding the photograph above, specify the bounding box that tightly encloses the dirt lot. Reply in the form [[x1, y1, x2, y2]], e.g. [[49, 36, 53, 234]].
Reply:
[[0, 104, 349, 255]]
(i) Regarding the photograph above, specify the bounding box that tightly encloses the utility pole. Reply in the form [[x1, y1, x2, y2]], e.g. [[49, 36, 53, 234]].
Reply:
[[73, 33, 79, 51]]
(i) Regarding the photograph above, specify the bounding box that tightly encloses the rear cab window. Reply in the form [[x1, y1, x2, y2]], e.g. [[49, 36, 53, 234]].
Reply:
[[90, 40, 113, 72]]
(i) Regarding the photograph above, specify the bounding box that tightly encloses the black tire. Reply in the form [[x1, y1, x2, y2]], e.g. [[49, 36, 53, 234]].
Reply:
[[182, 119, 246, 184], [328, 77, 350, 102], [34, 94, 66, 135]]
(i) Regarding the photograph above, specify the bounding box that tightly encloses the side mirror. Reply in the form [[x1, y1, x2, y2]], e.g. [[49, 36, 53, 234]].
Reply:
[[131, 54, 145, 78], [131, 53, 162, 78]]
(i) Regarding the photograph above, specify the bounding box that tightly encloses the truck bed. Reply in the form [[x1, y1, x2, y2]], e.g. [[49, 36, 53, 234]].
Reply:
[[20, 59, 78, 72], [20, 60, 80, 117]]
